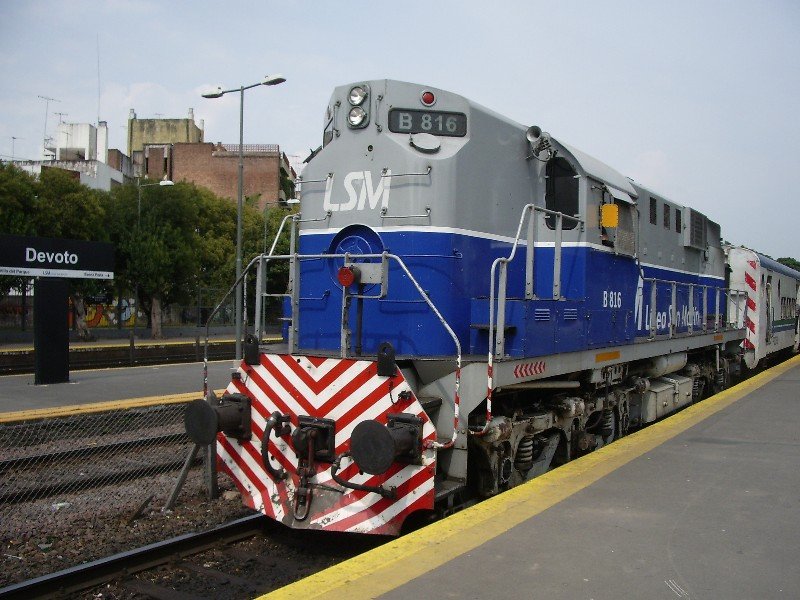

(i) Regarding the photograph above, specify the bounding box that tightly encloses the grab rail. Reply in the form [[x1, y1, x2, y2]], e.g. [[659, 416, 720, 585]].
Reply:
[[207, 218, 463, 449], [480, 204, 584, 436], [642, 278, 748, 340]]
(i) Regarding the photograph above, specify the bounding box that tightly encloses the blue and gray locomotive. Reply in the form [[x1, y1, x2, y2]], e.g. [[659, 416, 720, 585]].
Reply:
[[187, 80, 799, 535]]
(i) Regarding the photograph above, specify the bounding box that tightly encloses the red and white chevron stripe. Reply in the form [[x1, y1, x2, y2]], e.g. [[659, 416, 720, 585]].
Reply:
[[513, 361, 546, 378], [743, 259, 758, 351], [216, 354, 436, 536]]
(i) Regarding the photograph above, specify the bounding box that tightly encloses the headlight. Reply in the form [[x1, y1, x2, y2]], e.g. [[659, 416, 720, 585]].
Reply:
[[348, 106, 367, 127], [349, 86, 367, 106]]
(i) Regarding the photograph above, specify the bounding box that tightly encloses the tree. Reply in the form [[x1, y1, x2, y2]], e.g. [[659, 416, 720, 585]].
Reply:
[[0, 164, 38, 300], [109, 181, 199, 338]]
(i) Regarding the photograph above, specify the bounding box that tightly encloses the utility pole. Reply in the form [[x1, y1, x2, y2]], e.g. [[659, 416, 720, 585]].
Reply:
[[38, 95, 60, 159]]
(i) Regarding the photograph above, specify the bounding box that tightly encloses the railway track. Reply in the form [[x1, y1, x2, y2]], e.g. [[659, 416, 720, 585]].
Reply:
[[1, 433, 195, 505], [0, 514, 268, 600], [0, 339, 236, 375], [1, 405, 194, 506], [0, 513, 383, 600]]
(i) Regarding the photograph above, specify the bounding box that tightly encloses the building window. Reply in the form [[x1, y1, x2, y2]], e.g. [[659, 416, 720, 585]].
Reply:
[[650, 197, 657, 225], [675, 209, 682, 233], [663, 204, 671, 229]]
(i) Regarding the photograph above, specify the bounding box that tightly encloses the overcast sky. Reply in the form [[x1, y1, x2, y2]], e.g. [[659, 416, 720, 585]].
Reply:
[[1, 0, 798, 258]]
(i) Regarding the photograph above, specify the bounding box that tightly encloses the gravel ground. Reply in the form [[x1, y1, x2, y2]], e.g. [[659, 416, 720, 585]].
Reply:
[[0, 468, 254, 589]]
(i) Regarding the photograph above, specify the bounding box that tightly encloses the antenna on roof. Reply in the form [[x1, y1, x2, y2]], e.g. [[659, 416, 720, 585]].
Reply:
[[38, 95, 61, 159], [96, 33, 101, 126]]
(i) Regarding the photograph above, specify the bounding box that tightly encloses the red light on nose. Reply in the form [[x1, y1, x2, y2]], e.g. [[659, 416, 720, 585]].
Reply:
[[337, 266, 359, 287], [421, 91, 435, 106]]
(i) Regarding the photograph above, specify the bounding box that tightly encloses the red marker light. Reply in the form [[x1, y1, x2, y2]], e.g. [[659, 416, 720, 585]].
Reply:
[[421, 91, 435, 106], [337, 266, 359, 287]]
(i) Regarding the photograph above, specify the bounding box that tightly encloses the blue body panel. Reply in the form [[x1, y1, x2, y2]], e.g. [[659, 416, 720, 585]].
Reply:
[[291, 230, 725, 358]]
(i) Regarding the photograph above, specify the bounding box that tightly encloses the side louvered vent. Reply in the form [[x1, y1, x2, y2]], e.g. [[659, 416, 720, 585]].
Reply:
[[684, 209, 707, 249], [563, 308, 578, 321], [534, 308, 551, 322]]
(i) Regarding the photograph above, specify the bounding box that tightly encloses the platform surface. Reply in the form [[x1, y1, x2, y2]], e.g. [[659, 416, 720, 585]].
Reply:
[[0, 360, 235, 413], [265, 355, 800, 600]]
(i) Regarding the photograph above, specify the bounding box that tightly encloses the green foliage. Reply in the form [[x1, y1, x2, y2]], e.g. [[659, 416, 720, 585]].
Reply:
[[109, 181, 200, 313], [1, 165, 295, 328], [33, 168, 109, 242], [279, 166, 295, 201], [0, 163, 38, 235], [0, 164, 38, 296]]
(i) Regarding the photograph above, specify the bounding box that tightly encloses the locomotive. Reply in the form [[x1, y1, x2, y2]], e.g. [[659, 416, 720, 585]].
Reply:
[[185, 80, 800, 535]]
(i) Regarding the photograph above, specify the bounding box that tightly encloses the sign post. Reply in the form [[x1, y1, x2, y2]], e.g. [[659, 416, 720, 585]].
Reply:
[[1, 235, 115, 385]]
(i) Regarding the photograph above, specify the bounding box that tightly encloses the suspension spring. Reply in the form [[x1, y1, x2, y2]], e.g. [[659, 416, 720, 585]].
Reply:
[[601, 409, 614, 439], [515, 435, 535, 471]]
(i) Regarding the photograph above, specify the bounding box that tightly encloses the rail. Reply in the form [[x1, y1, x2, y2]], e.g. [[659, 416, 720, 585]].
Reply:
[[0, 514, 268, 600]]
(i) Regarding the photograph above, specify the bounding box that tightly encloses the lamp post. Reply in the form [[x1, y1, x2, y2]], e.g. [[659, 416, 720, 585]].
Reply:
[[202, 74, 286, 361], [134, 178, 174, 337]]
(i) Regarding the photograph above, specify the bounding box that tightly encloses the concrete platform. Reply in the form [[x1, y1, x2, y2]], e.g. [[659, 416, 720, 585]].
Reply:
[[264, 355, 800, 600], [0, 360, 236, 414]]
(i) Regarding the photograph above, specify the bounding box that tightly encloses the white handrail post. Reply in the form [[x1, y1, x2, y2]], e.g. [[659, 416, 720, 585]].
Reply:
[[553, 212, 563, 300], [525, 206, 535, 300]]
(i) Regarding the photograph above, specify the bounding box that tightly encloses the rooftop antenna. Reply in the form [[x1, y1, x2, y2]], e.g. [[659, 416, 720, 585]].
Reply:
[[11, 136, 23, 161], [38, 95, 61, 159], [96, 33, 101, 126], [54, 112, 69, 124]]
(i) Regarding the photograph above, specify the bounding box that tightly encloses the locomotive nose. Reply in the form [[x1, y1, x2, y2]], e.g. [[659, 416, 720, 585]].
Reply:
[[349, 415, 424, 475]]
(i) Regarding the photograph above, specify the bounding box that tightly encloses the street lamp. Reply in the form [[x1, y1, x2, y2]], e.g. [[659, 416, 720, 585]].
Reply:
[[202, 73, 286, 361], [134, 178, 174, 337]]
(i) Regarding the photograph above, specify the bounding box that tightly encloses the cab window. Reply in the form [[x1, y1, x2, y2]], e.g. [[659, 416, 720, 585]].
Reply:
[[545, 157, 579, 230]]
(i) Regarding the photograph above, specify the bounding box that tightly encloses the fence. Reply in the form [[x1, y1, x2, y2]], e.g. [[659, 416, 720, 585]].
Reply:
[[0, 400, 201, 528]]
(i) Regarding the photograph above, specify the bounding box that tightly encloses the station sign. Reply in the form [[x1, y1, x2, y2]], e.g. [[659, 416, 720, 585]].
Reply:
[[0, 234, 115, 280]]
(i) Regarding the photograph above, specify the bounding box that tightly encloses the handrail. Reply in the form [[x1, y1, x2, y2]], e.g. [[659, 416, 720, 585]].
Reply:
[[480, 204, 584, 436], [228, 245, 462, 450], [642, 277, 747, 340]]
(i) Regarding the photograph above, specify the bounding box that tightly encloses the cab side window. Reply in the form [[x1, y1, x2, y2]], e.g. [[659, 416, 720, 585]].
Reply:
[[545, 157, 579, 230]]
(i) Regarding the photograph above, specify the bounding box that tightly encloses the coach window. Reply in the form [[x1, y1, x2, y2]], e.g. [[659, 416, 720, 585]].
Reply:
[[545, 157, 579, 230], [675, 209, 682, 233], [663, 204, 671, 229], [649, 197, 657, 225]]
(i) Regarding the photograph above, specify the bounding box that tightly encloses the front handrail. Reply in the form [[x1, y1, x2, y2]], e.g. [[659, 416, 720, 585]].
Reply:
[[210, 242, 463, 450]]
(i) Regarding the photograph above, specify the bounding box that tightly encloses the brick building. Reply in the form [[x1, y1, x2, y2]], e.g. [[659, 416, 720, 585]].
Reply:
[[140, 142, 293, 210], [128, 109, 294, 209], [174, 143, 289, 208], [127, 108, 204, 178]]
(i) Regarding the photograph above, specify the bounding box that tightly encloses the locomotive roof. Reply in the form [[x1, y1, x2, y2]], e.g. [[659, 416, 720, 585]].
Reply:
[[556, 140, 639, 199]]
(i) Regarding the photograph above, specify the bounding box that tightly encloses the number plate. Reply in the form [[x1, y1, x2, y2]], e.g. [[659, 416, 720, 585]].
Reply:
[[388, 109, 467, 137]]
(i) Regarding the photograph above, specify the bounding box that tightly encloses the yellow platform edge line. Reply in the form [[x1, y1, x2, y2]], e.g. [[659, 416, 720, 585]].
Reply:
[[0, 389, 226, 423], [260, 354, 800, 600]]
